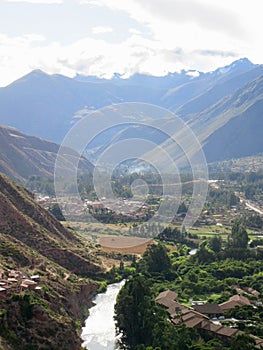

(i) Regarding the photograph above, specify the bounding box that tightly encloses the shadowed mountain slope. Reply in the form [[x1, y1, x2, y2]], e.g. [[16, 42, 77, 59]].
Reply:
[[0, 125, 93, 182]]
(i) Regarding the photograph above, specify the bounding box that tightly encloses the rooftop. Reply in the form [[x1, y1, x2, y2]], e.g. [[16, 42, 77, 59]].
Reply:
[[156, 290, 178, 301], [193, 304, 223, 315]]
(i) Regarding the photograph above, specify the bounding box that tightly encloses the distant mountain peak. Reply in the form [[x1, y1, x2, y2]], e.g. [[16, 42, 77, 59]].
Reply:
[[8, 69, 50, 87], [213, 57, 256, 76], [23, 69, 50, 79], [228, 57, 255, 68]]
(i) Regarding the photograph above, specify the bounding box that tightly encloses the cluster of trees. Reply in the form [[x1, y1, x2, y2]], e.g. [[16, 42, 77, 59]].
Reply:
[[115, 274, 200, 350], [205, 170, 263, 208], [224, 305, 263, 337], [241, 213, 263, 229], [207, 189, 239, 209], [195, 221, 250, 262], [241, 171, 263, 201], [157, 225, 196, 248], [48, 203, 65, 221], [26, 175, 55, 195], [114, 241, 261, 349]]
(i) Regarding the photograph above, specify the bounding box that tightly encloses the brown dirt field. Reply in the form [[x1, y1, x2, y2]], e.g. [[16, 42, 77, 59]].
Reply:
[[99, 236, 153, 254]]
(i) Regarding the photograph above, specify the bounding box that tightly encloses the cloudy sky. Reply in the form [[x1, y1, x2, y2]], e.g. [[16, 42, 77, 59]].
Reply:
[[0, 0, 262, 86]]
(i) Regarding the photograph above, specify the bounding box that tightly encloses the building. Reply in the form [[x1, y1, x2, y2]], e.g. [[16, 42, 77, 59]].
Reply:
[[219, 294, 251, 311], [156, 290, 263, 349], [193, 304, 224, 318], [156, 290, 178, 302]]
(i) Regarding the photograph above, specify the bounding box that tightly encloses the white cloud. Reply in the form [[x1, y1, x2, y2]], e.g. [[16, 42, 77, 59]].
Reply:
[[80, 0, 243, 35], [129, 28, 141, 35], [80, 0, 263, 67], [79, 0, 103, 6], [0, 0, 263, 85], [4, 0, 62, 3], [92, 26, 113, 35]]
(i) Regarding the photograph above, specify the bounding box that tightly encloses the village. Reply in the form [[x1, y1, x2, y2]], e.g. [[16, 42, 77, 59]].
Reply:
[[156, 288, 263, 348], [0, 269, 42, 299], [35, 174, 263, 233]]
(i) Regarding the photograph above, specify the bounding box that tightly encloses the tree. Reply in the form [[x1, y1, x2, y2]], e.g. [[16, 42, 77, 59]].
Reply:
[[209, 235, 222, 253], [114, 276, 156, 349], [228, 221, 249, 249], [196, 242, 216, 263], [119, 260, 124, 272], [230, 333, 256, 350], [177, 201, 187, 214], [48, 203, 65, 221], [141, 244, 171, 273], [158, 226, 182, 242], [152, 321, 198, 350]]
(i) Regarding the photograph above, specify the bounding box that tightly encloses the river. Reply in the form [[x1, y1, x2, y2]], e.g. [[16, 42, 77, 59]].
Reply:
[[81, 249, 196, 349], [81, 280, 125, 350]]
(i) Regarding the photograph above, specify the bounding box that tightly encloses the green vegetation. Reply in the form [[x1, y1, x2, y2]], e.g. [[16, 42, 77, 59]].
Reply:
[[115, 274, 200, 350], [115, 216, 263, 349]]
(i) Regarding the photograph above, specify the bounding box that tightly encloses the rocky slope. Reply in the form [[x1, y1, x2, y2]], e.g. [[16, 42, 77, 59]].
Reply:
[[0, 173, 102, 349]]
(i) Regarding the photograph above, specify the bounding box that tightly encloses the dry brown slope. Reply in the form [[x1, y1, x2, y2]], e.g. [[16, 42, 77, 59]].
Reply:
[[0, 173, 103, 349], [0, 173, 100, 275]]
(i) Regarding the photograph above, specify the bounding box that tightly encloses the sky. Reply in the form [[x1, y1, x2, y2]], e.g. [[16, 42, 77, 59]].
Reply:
[[0, 0, 262, 86]]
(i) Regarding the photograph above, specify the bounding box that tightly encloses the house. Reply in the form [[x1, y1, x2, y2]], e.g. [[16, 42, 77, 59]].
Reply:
[[158, 290, 263, 348], [199, 320, 222, 334], [172, 308, 209, 328], [156, 290, 178, 301], [233, 285, 260, 298], [21, 279, 37, 291], [7, 278, 18, 283], [156, 297, 179, 309], [199, 319, 242, 340], [0, 287, 6, 298], [215, 326, 240, 338], [157, 290, 263, 348], [30, 275, 40, 281], [219, 294, 251, 311], [243, 287, 260, 298], [8, 270, 25, 279], [250, 335, 263, 349], [168, 301, 188, 317], [156, 290, 187, 318], [193, 303, 224, 318]]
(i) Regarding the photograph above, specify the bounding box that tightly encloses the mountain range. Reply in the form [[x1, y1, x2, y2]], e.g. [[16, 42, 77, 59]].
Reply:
[[0, 57, 263, 163]]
